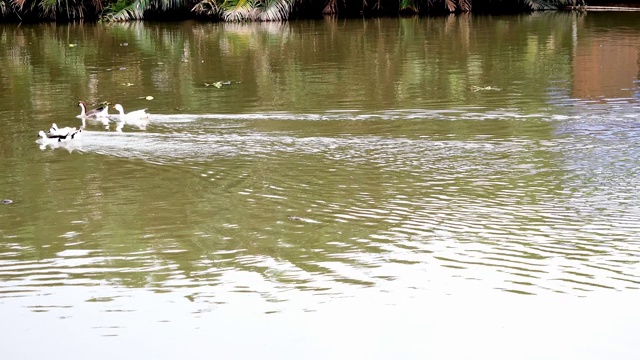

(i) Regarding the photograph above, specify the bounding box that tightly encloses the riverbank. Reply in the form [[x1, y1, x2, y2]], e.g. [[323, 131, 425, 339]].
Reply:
[[0, 0, 578, 23], [2, 0, 640, 23], [576, 5, 640, 10]]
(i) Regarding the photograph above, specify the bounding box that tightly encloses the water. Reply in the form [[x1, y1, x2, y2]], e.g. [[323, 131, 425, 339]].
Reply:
[[2, 13, 640, 359]]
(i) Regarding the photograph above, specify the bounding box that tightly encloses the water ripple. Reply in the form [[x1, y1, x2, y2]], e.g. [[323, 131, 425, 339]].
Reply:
[[8, 103, 640, 298]]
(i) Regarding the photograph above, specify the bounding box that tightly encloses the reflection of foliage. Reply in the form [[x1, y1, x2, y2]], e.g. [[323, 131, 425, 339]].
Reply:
[[0, 13, 575, 122]]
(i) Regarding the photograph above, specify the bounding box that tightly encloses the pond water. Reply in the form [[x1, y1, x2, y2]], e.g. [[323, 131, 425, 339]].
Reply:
[[1, 12, 640, 359]]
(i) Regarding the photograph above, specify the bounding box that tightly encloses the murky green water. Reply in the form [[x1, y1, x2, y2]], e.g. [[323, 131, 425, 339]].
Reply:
[[1, 12, 640, 359]]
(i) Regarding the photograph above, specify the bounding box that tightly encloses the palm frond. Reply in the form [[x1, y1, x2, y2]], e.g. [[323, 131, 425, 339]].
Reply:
[[444, 0, 455, 12], [399, 0, 418, 13], [0, 0, 16, 15], [93, 0, 103, 11], [522, 0, 550, 10], [322, 0, 337, 14], [457, 0, 471, 12], [11, 0, 35, 12], [191, 0, 221, 16], [39, 0, 85, 19], [151, 0, 183, 11], [39, 0, 59, 18], [521, 0, 573, 10], [257, 0, 294, 21], [106, 0, 149, 20], [222, 0, 256, 21]]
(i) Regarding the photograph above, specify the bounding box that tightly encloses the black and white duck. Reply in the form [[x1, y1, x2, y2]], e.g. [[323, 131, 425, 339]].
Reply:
[[38, 127, 83, 143], [47, 123, 77, 137]]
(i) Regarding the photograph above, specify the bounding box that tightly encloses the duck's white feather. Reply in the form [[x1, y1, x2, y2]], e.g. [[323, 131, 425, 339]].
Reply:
[[47, 123, 77, 137], [36, 129, 83, 151], [114, 104, 150, 130], [38, 127, 83, 143]]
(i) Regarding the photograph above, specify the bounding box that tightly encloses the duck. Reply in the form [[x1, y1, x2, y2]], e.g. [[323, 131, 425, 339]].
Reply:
[[36, 128, 83, 151], [77, 101, 109, 118], [47, 123, 77, 137], [38, 127, 83, 144], [114, 103, 149, 130], [78, 101, 110, 129]]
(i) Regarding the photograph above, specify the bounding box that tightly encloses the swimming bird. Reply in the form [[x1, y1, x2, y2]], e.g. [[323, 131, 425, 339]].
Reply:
[[41, 115, 85, 143], [78, 101, 110, 129], [39, 127, 83, 142], [114, 104, 148, 119], [114, 104, 149, 130], [47, 123, 77, 137], [77, 101, 109, 118], [36, 128, 83, 151]]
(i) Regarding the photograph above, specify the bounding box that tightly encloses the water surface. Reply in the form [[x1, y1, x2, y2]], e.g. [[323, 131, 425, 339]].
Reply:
[[1, 13, 640, 359]]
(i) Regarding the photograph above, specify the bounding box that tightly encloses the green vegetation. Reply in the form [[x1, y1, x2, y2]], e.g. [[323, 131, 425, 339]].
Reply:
[[0, 0, 578, 22]]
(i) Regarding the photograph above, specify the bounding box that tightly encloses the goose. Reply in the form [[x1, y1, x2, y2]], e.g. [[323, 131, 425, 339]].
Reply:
[[77, 101, 109, 118], [114, 104, 149, 130]]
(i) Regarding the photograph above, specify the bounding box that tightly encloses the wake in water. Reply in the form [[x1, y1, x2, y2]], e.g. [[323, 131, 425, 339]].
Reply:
[[25, 99, 640, 296], [36, 99, 640, 164]]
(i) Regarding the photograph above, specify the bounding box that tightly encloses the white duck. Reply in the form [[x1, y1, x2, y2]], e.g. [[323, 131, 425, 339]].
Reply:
[[113, 104, 149, 130]]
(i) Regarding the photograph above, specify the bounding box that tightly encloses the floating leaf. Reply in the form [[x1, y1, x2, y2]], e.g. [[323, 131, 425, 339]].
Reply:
[[205, 81, 233, 88], [471, 85, 502, 92]]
